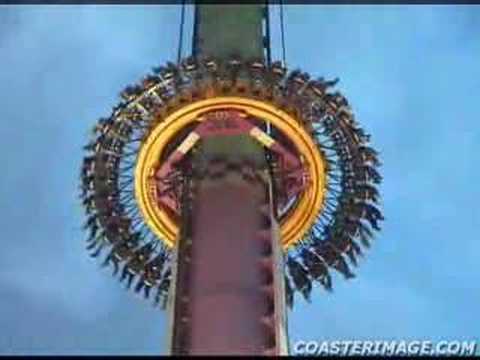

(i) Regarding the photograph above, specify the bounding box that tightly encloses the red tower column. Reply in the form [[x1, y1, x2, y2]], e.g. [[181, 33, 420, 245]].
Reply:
[[190, 173, 274, 354], [169, 163, 281, 355]]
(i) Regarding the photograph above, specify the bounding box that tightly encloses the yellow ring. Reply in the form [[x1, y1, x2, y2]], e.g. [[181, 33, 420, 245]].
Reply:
[[134, 97, 326, 250]]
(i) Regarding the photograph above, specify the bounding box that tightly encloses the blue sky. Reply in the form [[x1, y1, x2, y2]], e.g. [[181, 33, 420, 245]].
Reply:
[[0, 5, 478, 355]]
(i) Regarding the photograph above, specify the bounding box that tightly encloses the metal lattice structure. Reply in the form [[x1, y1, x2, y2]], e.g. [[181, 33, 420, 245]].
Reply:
[[80, 56, 383, 310]]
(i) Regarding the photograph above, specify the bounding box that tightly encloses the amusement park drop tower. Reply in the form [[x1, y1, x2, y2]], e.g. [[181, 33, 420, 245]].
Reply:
[[79, 3, 384, 356]]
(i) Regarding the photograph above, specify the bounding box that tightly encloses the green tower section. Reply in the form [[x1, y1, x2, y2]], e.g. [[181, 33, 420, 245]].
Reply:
[[193, 4, 267, 168], [194, 4, 265, 61]]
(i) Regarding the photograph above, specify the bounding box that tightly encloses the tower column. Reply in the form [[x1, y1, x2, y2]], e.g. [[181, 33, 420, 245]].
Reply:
[[168, 4, 286, 355]]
